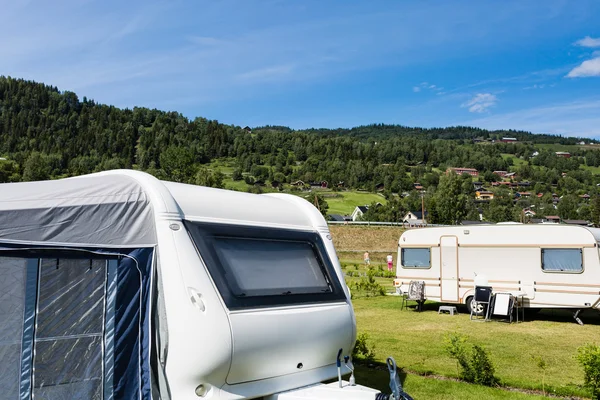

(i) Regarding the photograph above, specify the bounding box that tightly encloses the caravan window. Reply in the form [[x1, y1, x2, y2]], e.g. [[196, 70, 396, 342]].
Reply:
[[541, 249, 583, 273], [401, 248, 430, 268], [184, 221, 346, 309]]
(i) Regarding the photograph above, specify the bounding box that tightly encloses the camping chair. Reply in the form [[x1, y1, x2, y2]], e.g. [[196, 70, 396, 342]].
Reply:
[[489, 292, 515, 323], [401, 280, 425, 312], [470, 285, 493, 321]]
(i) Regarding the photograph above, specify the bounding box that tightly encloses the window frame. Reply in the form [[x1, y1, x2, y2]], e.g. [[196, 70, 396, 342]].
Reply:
[[541, 248, 584, 274], [400, 247, 431, 269], [183, 221, 347, 310]]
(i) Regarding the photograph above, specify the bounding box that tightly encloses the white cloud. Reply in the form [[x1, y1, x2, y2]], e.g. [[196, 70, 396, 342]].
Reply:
[[462, 93, 497, 113], [412, 86, 421, 92], [567, 57, 600, 78], [575, 36, 600, 48]]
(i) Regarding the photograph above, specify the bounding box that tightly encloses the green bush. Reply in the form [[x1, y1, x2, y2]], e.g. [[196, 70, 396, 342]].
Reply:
[[576, 343, 600, 399], [352, 333, 375, 362], [444, 332, 497, 386]]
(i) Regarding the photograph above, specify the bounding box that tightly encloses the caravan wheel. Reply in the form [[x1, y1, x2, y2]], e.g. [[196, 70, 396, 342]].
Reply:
[[466, 296, 484, 316]]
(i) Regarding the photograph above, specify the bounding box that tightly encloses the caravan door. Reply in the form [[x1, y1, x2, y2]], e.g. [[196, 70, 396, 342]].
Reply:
[[440, 236, 459, 302]]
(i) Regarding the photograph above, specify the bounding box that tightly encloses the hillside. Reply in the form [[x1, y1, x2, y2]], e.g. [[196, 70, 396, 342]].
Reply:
[[2, 76, 600, 224]]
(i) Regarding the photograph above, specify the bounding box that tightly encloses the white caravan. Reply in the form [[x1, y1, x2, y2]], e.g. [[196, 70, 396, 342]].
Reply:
[[394, 225, 600, 315], [0, 170, 408, 400]]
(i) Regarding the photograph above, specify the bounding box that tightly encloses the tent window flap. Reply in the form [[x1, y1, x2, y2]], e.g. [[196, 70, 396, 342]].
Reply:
[[0, 247, 154, 400]]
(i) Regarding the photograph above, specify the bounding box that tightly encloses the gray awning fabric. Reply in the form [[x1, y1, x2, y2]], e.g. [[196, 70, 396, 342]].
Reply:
[[0, 175, 156, 247]]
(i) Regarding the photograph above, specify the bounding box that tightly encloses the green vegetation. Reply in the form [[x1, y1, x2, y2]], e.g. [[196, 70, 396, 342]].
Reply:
[[3, 75, 600, 225], [352, 296, 597, 398], [325, 191, 387, 215], [577, 344, 600, 399]]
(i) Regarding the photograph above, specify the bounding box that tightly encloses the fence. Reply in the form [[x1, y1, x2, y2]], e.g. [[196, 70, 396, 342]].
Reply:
[[327, 221, 447, 228]]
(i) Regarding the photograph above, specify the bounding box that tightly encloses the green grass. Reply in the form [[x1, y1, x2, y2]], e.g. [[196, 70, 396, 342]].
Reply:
[[536, 143, 579, 152], [580, 164, 600, 175], [351, 296, 595, 399], [500, 154, 527, 167], [326, 191, 387, 215], [354, 367, 552, 400]]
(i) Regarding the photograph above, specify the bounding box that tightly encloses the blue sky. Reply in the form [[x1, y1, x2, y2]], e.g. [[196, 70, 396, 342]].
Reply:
[[2, 1, 600, 137]]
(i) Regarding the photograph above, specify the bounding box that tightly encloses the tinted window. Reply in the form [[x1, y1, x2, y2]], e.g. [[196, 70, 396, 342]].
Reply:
[[401, 248, 430, 268], [213, 237, 331, 297], [184, 221, 346, 309], [542, 249, 583, 272]]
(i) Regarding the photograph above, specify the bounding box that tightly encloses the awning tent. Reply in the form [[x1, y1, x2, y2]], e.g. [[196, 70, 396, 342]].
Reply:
[[0, 173, 158, 399]]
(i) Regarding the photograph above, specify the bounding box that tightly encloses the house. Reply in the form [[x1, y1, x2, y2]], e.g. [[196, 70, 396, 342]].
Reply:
[[516, 181, 531, 188], [493, 171, 508, 177], [290, 180, 306, 187], [537, 193, 544, 198], [473, 181, 484, 190], [492, 181, 512, 187], [328, 214, 351, 222], [579, 194, 591, 200], [505, 172, 517, 178], [351, 205, 370, 221], [563, 219, 591, 226], [336, 181, 345, 188], [578, 141, 586, 145], [475, 190, 494, 201], [309, 181, 328, 189], [375, 183, 385, 191], [403, 211, 428, 225], [501, 137, 518, 143], [515, 192, 531, 198], [523, 208, 536, 217], [556, 151, 571, 158], [544, 216, 560, 224], [447, 167, 479, 177], [243, 126, 252, 134]]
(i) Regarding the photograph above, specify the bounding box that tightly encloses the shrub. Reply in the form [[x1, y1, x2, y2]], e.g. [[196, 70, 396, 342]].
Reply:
[[352, 333, 375, 362], [444, 332, 497, 386], [576, 343, 600, 399]]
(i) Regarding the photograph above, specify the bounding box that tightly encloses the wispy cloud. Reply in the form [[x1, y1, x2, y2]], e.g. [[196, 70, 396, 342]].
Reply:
[[462, 93, 498, 113], [463, 99, 600, 137], [235, 64, 295, 82], [575, 36, 600, 48], [567, 57, 600, 78], [412, 82, 444, 94]]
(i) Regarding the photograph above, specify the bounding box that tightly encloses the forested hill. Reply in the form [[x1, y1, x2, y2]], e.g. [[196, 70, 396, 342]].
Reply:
[[3, 75, 600, 225], [258, 124, 591, 144]]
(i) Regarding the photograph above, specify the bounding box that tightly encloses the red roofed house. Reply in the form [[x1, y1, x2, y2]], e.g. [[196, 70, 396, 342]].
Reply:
[[447, 167, 479, 177]]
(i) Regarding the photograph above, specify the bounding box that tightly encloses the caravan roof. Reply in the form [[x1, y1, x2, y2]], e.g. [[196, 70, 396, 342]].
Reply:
[[400, 224, 600, 246], [0, 170, 322, 248]]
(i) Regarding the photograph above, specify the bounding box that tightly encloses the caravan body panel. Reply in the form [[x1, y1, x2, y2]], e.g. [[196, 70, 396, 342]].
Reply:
[[396, 225, 600, 310]]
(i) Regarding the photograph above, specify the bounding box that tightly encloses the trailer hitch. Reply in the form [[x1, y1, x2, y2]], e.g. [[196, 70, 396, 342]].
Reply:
[[374, 357, 413, 400]]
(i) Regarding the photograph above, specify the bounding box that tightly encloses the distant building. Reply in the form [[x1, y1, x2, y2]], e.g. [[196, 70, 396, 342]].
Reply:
[[475, 190, 494, 201], [403, 211, 428, 226], [446, 167, 479, 177], [243, 126, 252, 134], [351, 205, 369, 221], [555, 151, 571, 158], [493, 170, 508, 177], [501, 137, 518, 143]]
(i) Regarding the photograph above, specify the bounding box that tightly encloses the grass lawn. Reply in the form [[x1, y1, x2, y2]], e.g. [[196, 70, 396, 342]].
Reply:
[[326, 191, 387, 215], [351, 296, 596, 399], [354, 367, 551, 400], [580, 164, 600, 175], [500, 153, 527, 167]]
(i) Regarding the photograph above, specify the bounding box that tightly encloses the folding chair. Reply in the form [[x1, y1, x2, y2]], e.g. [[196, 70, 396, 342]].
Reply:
[[401, 280, 425, 311], [470, 285, 492, 321], [489, 292, 514, 323]]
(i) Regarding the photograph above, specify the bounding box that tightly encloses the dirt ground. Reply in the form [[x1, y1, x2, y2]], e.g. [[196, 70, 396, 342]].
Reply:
[[328, 225, 404, 252]]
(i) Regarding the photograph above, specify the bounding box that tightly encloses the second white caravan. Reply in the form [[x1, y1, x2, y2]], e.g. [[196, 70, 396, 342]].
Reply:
[[394, 225, 600, 316]]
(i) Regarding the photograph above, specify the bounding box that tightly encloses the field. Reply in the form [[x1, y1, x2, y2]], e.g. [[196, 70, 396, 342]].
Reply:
[[325, 191, 387, 215], [331, 225, 597, 399]]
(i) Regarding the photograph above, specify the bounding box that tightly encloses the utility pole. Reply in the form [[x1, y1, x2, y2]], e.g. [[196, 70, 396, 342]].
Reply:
[[421, 193, 426, 225]]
